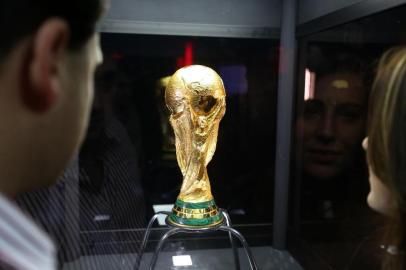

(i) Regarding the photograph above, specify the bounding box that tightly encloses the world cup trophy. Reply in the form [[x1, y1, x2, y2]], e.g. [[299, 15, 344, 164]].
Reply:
[[165, 65, 226, 228]]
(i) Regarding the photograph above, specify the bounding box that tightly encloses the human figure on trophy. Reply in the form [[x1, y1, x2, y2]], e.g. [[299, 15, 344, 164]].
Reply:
[[165, 65, 226, 227], [138, 65, 258, 270]]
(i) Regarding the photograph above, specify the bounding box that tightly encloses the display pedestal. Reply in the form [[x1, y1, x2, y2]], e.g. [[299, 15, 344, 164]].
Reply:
[[136, 209, 258, 270]]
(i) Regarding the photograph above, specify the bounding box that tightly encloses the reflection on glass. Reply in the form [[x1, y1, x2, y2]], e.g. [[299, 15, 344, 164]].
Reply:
[[155, 76, 176, 160], [304, 68, 316, 100], [291, 5, 406, 268], [296, 46, 370, 220]]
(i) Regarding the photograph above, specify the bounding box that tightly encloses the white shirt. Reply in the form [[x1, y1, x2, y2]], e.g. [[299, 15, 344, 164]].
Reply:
[[0, 192, 56, 270]]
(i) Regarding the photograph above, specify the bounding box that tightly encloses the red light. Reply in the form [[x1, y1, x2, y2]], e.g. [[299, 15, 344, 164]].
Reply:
[[176, 42, 194, 69], [184, 42, 193, 66]]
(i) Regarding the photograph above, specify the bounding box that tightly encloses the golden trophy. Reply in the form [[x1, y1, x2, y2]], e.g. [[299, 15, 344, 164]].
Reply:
[[138, 65, 258, 270], [165, 65, 226, 227]]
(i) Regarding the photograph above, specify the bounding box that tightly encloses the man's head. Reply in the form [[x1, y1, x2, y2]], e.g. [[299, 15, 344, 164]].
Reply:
[[296, 72, 367, 180], [0, 0, 106, 196]]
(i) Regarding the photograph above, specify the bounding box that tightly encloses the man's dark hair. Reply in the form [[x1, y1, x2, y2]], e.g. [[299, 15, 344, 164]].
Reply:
[[307, 43, 377, 91], [0, 0, 104, 60]]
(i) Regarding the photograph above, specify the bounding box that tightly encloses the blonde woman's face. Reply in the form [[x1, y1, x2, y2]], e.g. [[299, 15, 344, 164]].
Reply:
[[362, 137, 394, 215]]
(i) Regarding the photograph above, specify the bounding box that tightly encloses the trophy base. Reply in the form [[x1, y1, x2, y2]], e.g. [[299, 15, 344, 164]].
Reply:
[[168, 199, 223, 228]]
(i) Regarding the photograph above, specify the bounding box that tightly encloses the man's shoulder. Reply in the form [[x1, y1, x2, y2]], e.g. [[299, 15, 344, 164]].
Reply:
[[0, 260, 17, 270], [0, 193, 56, 270]]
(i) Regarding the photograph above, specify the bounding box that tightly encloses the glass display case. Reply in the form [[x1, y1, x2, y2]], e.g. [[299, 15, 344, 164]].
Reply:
[[73, 32, 281, 269], [14, 1, 406, 269], [291, 3, 406, 270]]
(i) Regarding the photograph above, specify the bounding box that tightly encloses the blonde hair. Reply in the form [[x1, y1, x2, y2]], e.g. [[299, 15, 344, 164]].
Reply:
[[368, 47, 406, 269]]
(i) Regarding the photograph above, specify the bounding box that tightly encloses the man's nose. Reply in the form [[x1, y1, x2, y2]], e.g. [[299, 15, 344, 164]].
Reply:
[[317, 114, 335, 142]]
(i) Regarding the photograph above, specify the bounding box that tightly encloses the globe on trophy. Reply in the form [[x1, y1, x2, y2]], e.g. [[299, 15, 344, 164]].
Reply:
[[165, 65, 226, 228]]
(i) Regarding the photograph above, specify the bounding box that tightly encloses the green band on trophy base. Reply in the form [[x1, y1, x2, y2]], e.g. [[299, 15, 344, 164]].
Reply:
[[168, 199, 223, 228]]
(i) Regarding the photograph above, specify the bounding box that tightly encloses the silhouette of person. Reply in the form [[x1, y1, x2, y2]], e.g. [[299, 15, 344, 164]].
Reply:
[[79, 58, 146, 232]]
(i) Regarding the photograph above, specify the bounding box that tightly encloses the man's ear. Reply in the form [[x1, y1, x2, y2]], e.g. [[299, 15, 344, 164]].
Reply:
[[23, 18, 70, 113]]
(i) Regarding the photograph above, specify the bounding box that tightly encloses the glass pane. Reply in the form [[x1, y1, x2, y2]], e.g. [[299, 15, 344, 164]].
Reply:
[[96, 33, 278, 224], [291, 5, 406, 270], [16, 32, 280, 267]]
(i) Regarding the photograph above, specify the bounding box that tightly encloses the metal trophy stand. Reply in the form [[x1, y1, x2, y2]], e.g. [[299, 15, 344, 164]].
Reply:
[[136, 209, 258, 270]]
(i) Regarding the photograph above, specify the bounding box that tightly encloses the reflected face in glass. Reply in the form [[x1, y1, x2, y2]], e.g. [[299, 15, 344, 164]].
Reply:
[[362, 138, 394, 215], [296, 73, 366, 180]]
